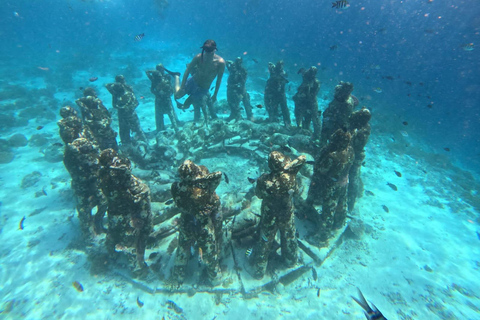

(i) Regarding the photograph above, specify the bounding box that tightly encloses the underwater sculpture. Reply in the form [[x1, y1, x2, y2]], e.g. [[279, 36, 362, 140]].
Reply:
[[293, 66, 322, 140], [58, 106, 106, 238], [98, 148, 153, 274], [264, 60, 291, 128], [105, 75, 146, 144], [251, 151, 306, 279], [75, 87, 118, 151], [146, 64, 179, 132], [347, 107, 372, 211], [320, 81, 356, 148], [226, 57, 253, 121], [170, 160, 223, 285], [307, 129, 354, 242]]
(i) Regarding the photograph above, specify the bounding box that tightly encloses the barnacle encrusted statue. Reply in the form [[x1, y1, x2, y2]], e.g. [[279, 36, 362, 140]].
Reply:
[[251, 151, 306, 279], [98, 149, 152, 274], [170, 160, 223, 285]]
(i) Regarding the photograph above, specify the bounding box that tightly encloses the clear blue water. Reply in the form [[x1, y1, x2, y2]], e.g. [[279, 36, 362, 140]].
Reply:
[[1, 1, 480, 319]]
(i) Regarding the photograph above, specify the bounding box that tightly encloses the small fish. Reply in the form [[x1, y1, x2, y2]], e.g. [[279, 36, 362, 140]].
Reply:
[[306, 160, 315, 165], [394, 170, 402, 177], [164, 198, 174, 205], [330, 45, 338, 50], [443, 147, 450, 152], [37, 66, 49, 71], [386, 182, 398, 191], [134, 33, 145, 42], [72, 281, 84, 292], [166, 300, 183, 314], [461, 43, 474, 51], [79, 87, 84, 90], [383, 75, 394, 81], [36, 126, 44, 130], [280, 145, 292, 153], [317, 288, 321, 297], [404, 81, 412, 86], [256, 104, 263, 109], [260, 230, 268, 242], [402, 121, 408, 126], [352, 288, 387, 320], [373, 87, 382, 93], [198, 247, 204, 264], [52, 142, 63, 147], [400, 131, 408, 137], [42, 187, 47, 196], [19, 216, 26, 230], [297, 68, 306, 75], [247, 177, 257, 184], [223, 172, 229, 184], [245, 247, 253, 258], [476, 231, 479, 240], [140, 96, 144, 99], [13, 11, 20, 18], [365, 190, 375, 196], [382, 205, 389, 213], [252, 58, 259, 63], [136, 296, 144, 308], [311, 267, 318, 281], [332, 0, 350, 9], [89, 77, 98, 82]]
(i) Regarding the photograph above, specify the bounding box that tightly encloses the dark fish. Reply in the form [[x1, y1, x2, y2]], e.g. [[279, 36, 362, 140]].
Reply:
[[166, 300, 183, 314], [136, 296, 144, 308], [476, 231, 480, 240], [365, 190, 375, 196], [332, 0, 349, 9], [297, 68, 306, 75], [134, 33, 145, 42], [386, 182, 398, 191], [306, 160, 315, 165], [402, 121, 408, 126], [256, 104, 263, 109], [210, 87, 214, 91], [443, 147, 450, 152], [404, 81, 412, 86], [247, 177, 257, 184], [461, 43, 474, 52], [427, 104, 433, 109], [79, 87, 84, 90], [52, 142, 63, 147], [252, 58, 259, 63], [329, 45, 338, 50], [352, 288, 387, 320], [36, 126, 44, 130], [72, 281, 84, 292], [317, 288, 321, 297], [164, 198, 174, 205], [384, 75, 394, 80], [382, 205, 389, 213], [394, 170, 402, 177], [19, 216, 26, 230], [311, 267, 318, 281], [89, 77, 98, 82], [223, 173, 229, 184], [42, 187, 47, 196]]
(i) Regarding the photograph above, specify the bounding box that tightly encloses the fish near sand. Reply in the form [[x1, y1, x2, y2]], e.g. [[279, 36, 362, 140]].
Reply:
[[332, 0, 350, 9], [386, 182, 398, 191], [352, 288, 388, 320], [134, 33, 145, 42]]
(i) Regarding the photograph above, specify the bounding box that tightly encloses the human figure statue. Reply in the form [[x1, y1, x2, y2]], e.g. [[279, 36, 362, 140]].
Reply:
[[293, 66, 321, 140], [307, 129, 354, 242], [251, 151, 306, 279], [320, 81, 356, 148], [146, 64, 179, 132], [174, 40, 225, 125], [264, 60, 291, 127], [226, 57, 253, 121], [347, 107, 371, 211], [58, 106, 106, 239], [170, 160, 223, 285], [98, 148, 153, 274], [75, 87, 118, 151], [105, 75, 146, 144]]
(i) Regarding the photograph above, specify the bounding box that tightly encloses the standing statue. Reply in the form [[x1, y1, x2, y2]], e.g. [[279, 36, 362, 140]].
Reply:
[[293, 66, 321, 140], [146, 64, 179, 132], [226, 57, 253, 121], [264, 61, 291, 127], [251, 151, 306, 279], [105, 75, 146, 144], [170, 160, 223, 285]]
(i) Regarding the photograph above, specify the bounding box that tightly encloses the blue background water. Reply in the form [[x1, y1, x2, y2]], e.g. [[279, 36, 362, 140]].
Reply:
[[1, 0, 479, 172]]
